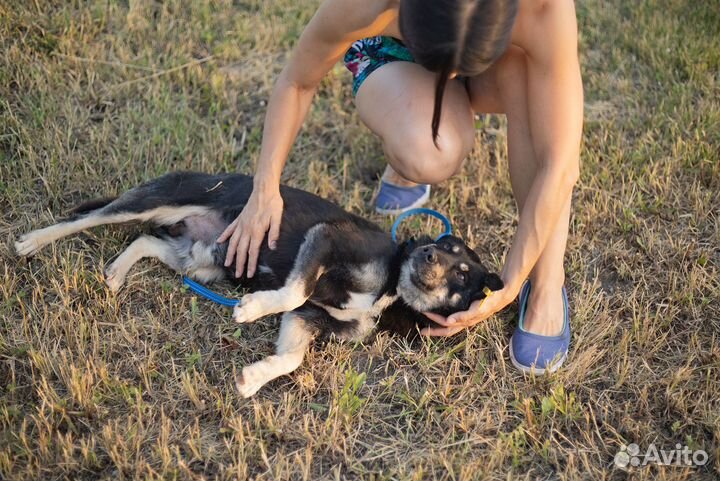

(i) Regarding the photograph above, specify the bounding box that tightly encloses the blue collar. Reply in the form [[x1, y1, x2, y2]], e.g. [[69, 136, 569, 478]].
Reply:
[[391, 207, 452, 242]]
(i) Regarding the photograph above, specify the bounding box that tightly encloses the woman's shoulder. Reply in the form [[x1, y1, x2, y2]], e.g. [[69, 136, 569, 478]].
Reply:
[[313, 0, 400, 42], [511, 0, 579, 54]]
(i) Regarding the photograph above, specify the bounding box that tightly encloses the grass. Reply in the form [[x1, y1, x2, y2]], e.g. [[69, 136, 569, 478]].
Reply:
[[1, 0, 718, 479]]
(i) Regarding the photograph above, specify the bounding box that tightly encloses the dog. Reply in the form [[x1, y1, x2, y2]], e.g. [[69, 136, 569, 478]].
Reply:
[[14, 172, 503, 397]]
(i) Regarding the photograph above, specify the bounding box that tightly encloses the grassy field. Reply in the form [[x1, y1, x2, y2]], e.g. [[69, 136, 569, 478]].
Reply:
[[1, 0, 719, 479]]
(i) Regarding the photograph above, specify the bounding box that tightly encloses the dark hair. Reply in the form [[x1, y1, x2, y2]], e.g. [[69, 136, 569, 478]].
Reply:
[[399, 0, 518, 146]]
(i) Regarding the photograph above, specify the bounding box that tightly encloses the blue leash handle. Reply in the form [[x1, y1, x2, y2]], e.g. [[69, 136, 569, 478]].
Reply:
[[184, 208, 452, 308], [183, 275, 239, 307], [391, 207, 452, 242]]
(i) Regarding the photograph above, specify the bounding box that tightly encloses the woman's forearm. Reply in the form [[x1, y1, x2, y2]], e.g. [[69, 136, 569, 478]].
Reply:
[[253, 69, 318, 191]]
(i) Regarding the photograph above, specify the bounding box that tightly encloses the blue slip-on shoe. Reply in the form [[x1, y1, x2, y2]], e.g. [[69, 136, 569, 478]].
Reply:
[[509, 280, 571, 375], [375, 181, 431, 215]]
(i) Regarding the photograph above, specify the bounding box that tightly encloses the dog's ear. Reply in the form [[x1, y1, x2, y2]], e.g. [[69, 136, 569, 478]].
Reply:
[[396, 237, 415, 253], [397, 235, 433, 259], [396, 236, 419, 256], [466, 247, 481, 263], [413, 234, 435, 246], [483, 272, 504, 292], [471, 272, 504, 301]]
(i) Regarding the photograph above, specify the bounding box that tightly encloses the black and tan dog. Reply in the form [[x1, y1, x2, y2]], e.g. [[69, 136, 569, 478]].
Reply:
[[15, 172, 502, 397]]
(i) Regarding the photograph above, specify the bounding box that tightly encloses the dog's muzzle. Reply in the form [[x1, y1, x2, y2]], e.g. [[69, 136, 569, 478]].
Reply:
[[410, 246, 445, 290]]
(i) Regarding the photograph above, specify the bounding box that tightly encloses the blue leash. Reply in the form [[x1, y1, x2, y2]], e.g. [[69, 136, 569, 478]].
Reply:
[[183, 275, 239, 307], [183, 207, 452, 307]]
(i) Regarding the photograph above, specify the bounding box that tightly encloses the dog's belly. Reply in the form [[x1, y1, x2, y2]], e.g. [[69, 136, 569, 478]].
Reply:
[[182, 213, 226, 244]]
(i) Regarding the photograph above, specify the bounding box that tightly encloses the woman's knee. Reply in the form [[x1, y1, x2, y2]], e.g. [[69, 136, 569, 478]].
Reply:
[[386, 127, 471, 184]]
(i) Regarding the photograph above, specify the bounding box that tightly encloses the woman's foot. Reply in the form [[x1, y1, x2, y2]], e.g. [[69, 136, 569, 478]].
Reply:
[[509, 281, 571, 374], [375, 166, 431, 215], [521, 281, 566, 336]]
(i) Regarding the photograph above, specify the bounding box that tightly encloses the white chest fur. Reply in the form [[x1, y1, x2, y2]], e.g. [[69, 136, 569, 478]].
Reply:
[[310, 261, 397, 338], [343, 292, 378, 310], [316, 292, 397, 323]]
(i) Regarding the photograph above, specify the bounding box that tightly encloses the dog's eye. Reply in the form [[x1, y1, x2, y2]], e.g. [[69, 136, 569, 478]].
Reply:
[[455, 271, 466, 283], [440, 243, 451, 251]]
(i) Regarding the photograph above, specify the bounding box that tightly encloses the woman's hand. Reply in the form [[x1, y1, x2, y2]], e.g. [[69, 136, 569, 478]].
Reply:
[[217, 185, 284, 278], [421, 280, 521, 337]]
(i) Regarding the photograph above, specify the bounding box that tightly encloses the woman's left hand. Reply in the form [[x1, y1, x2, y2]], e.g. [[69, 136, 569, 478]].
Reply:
[[421, 282, 520, 337]]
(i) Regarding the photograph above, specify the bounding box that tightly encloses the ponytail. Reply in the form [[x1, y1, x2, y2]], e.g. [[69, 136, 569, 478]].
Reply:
[[431, 63, 453, 148]]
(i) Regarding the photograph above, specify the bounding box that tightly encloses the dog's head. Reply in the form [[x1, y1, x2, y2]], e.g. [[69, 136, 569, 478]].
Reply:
[[396, 235, 503, 315]]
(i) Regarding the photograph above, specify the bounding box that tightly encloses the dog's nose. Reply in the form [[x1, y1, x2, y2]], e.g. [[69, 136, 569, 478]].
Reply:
[[422, 246, 437, 264]]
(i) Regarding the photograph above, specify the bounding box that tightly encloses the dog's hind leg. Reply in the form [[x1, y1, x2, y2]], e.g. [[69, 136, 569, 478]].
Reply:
[[105, 235, 183, 292], [15, 211, 117, 257], [232, 223, 333, 323], [235, 311, 317, 398]]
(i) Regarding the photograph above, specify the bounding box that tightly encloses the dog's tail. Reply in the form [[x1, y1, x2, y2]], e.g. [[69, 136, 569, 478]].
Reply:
[[69, 197, 118, 218]]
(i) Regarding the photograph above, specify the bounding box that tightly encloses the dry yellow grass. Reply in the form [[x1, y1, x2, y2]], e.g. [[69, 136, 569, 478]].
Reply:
[[1, 0, 718, 480]]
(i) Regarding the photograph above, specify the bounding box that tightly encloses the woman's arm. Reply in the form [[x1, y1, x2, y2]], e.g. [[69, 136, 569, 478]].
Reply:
[[219, 0, 395, 278], [423, 0, 583, 335], [500, 0, 583, 292]]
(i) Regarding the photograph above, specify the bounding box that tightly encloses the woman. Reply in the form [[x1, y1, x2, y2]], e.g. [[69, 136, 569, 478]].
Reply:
[[218, 0, 583, 373]]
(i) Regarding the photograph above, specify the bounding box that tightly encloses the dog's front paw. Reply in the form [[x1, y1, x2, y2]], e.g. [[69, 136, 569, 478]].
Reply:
[[104, 262, 127, 293], [233, 294, 264, 323], [14, 233, 41, 257], [235, 364, 268, 398]]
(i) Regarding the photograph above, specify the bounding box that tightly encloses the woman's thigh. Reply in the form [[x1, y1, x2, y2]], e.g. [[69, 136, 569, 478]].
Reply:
[[354, 62, 475, 184]]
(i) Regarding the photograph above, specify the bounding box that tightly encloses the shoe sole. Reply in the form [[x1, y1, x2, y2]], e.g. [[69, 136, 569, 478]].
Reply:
[[509, 341, 567, 375], [375, 187, 431, 215]]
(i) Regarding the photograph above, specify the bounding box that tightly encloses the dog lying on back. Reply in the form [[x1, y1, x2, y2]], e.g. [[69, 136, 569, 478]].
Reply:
[[15, 172, 503, 397]]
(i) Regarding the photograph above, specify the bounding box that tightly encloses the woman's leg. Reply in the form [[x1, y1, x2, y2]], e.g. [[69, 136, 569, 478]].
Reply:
[[468, 46, 568, 336], [355, 62, 476, 185]]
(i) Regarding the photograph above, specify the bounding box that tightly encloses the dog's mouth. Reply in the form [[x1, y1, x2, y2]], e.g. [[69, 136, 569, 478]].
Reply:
[[409, 256, 444, 291], [410, 270, 433, 291], [397, 256, 450, 313]]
